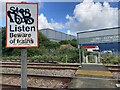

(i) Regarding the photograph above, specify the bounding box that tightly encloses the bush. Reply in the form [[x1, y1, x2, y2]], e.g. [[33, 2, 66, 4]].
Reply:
[[2, 56, 19, 61], [101, 53, 120, 64]]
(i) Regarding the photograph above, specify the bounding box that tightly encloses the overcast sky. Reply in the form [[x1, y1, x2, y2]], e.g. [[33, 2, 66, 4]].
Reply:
[[0, 0, 119, 36]]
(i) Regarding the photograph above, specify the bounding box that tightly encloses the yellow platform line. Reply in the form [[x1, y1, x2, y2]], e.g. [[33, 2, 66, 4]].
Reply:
[[75, 70, 113, 77]]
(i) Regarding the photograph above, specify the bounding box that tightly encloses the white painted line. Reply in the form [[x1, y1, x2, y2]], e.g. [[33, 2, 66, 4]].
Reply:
[[79, 66, 82, 68], [116, 84, 120, 87], [81, 63, 103, 65]]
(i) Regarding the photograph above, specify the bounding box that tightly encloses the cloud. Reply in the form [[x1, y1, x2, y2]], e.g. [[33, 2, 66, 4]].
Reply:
[[67, 30, 71, 34], [38, 14, 52, 29], [66, 0, 118, 35], [38, 13, 64, 30], [1, 0, 63, 30], [49, 19, 64, 30]]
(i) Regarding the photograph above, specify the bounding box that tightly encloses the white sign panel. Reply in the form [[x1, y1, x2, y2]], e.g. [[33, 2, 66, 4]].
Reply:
[[6, 2, 38, 48]]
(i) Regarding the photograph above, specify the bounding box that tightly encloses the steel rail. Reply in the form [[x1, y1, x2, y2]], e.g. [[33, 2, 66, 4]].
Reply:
[[1, 62, 79, 67], [1, 65, 79, 70], [1, 73, 74, 79]]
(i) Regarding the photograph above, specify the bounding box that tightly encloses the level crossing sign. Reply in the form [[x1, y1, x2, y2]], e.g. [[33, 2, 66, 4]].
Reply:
[[6, 2, 38, 48]]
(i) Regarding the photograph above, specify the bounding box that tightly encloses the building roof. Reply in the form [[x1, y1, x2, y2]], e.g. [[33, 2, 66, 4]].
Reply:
[[39, 28, 76, 37], [77, 27, 120, 34]]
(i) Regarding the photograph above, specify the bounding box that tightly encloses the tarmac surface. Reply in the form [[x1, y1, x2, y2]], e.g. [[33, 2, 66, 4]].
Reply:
[[68, 63, 117, 88], [80, 63, 108, 71], [69, 76, 116, 88]]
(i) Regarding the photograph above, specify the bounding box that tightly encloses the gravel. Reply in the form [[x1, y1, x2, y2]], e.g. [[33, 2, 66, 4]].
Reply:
[[1, 66, 76, 88], [2, 68, 75, 77], [112, 72, 120, 79], [2, 75, 69, 88]]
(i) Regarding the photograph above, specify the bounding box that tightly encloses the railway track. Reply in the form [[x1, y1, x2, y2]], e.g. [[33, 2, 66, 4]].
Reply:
[[0, 62, 79, 70], [105, 65, 120, 68], [1, 62, 78, 77], [1, 73, 73, 89], [1, 62, 78, 89], [1, 73, 74, 78], [1, 62, 120, 72], [2, 84, 56, 90], [0, 62, 80, 67], [1, 84, 47, 90], [108, 69, 120, 72], [1, 65, 78, 70], [1, 62, 120, 89], [105, 65, 120, 72]]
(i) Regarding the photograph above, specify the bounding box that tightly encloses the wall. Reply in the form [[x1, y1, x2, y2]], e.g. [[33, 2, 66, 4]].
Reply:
[[77, 27, 120, 53], [40, 28, 76, 42]]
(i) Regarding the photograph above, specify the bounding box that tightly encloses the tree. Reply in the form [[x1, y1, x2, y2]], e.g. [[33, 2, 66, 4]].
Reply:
[[2, 27, 14, 56], [38, 32, 50, 47], [2, 27, 60, 56], [59, 39, 77, 48]]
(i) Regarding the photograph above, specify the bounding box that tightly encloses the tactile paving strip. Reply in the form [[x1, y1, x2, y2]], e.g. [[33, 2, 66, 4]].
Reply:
[[75, 70, 113, 77]]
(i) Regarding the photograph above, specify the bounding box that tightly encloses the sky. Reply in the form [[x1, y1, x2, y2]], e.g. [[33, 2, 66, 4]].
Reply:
[[0, 0, 119, 36]]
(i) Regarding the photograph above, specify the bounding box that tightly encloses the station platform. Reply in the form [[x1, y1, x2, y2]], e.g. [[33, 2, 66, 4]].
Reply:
[[68, 63, 117, 88]]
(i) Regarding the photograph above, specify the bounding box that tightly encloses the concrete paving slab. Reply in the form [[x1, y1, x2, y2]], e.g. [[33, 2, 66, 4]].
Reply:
[[68, 76, 116, 88]]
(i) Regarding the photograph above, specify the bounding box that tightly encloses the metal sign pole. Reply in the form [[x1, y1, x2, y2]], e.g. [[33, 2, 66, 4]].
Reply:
[[21, 48, 27, 90], [77, 34, 81, 67], [78, 44, 82, 67]]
